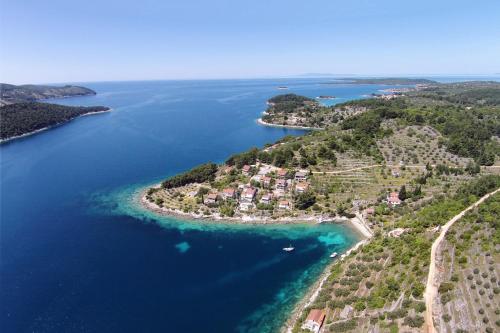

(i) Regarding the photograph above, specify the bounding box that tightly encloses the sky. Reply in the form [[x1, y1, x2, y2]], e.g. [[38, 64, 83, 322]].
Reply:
[[1, 0, 500, 84]]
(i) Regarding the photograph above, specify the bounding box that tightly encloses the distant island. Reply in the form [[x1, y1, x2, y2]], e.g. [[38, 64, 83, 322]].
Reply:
[[0, 83, 96, 105], [322, 78, 438, 85], [0, 83, 109, 142]]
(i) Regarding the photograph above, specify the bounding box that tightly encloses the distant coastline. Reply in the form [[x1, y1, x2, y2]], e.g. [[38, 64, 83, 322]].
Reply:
[[0, 108, 111, 144]]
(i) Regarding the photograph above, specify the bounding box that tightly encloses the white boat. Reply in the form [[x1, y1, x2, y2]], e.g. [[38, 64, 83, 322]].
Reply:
[[330, 252, 338, 258], [283, 245, 295, 252], [277, 86, 289, 90]]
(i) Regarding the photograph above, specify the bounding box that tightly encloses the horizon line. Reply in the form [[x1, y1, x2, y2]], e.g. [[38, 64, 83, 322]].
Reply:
[[5, 73, 500, 86]]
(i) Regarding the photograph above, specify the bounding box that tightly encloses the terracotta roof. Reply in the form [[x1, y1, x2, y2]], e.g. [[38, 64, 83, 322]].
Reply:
[[296, 182, 309, 190], [242, 165, 251, 171], [277, 169, 287, 176], [223, 188, 235, 195], [243, 187, 257, 196], [306, 309, 325, 325], [279, 200, 289, 205], [388, 192, 401, 203]]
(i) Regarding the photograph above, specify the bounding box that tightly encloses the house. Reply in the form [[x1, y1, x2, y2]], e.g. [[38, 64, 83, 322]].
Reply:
[[204, 193, 218, 205], [295, 182, 309, 193], [301, 309, 326, 333], [277, 168, 287, 179], [295, 171, 308, 182], [239, 202, 254, 211], [262, 176, 272, 188], [258, 165, 272, 176], [223, 166, 233, 174], [273, 189, 286, 198], [260, 193, 273, 204], [278, 200, 290, 210], [276, 179, 288, 190], [363, 207, 375, 218], [250, 175, 262, 184], [242, 187, 257, 202], [387, 192, 402, 206], [222, 188, 236, 200], [391, 169, 400, 177], [242, 165, 251, 176]]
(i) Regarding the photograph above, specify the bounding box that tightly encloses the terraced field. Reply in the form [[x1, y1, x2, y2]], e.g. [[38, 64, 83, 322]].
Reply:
[[433, 193, 500, 333], [378, 125, 472, 168]]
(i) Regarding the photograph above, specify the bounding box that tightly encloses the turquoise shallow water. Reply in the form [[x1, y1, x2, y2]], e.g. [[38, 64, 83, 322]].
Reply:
[[4, 77, 486, 332]]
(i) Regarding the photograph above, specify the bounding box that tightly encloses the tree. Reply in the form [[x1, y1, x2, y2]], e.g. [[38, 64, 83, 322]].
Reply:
[[412, 185, 422, 198], [398, 185, 407, 201], [465, 161, 481, 175], [295, 192, 316, 210]]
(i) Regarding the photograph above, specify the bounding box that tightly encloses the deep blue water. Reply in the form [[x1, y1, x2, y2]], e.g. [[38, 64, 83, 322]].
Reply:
[[2, 77, 496, 332]]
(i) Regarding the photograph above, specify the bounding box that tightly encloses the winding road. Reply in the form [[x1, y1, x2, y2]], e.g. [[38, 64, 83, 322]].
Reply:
[[423, 187, 500, 333]]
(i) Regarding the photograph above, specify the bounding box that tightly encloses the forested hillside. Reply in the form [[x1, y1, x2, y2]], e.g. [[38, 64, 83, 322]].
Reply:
[[0, 102, 109, 140]]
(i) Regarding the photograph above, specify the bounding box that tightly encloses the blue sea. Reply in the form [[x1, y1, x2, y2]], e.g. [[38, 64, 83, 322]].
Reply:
[[1, 77, 497, 332]]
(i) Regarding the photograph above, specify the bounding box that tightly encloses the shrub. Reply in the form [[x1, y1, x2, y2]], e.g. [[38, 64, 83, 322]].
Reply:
[[442, 314, 451, 322], [441, 293, 452, 304], [403, 315, 424, 328], [438, 282, 454, 293], [414, 302, 426, 313]]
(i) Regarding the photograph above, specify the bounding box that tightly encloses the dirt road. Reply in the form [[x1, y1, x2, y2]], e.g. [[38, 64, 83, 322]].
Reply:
[[423, 188, 500, 333]]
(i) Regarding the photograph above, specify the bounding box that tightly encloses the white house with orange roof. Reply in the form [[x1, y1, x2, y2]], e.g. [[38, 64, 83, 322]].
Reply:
[[260, 193, 273, 204], [204, 193, 218, 205], [222, 188, 236, 200], [278, 200, 290, 210], [301, 309, 326, 333], [295, 182, 309, 193], [386, 191, 402, 206], [241, 187, 257, 202]]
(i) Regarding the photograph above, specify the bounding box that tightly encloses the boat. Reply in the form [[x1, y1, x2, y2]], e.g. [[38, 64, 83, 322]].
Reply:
[[330, 252, 338, 258], [283, 245, 295, 252], [277, 86, 289, 90], [316, 95, 336, 99]]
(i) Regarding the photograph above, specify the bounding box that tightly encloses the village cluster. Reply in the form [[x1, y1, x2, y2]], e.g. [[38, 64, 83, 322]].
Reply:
[[203, 163, 311, 213]]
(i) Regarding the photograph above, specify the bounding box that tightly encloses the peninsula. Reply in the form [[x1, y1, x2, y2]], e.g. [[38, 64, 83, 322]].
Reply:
[[0, 83, 110, 142], [141, 80, 500, 333]]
